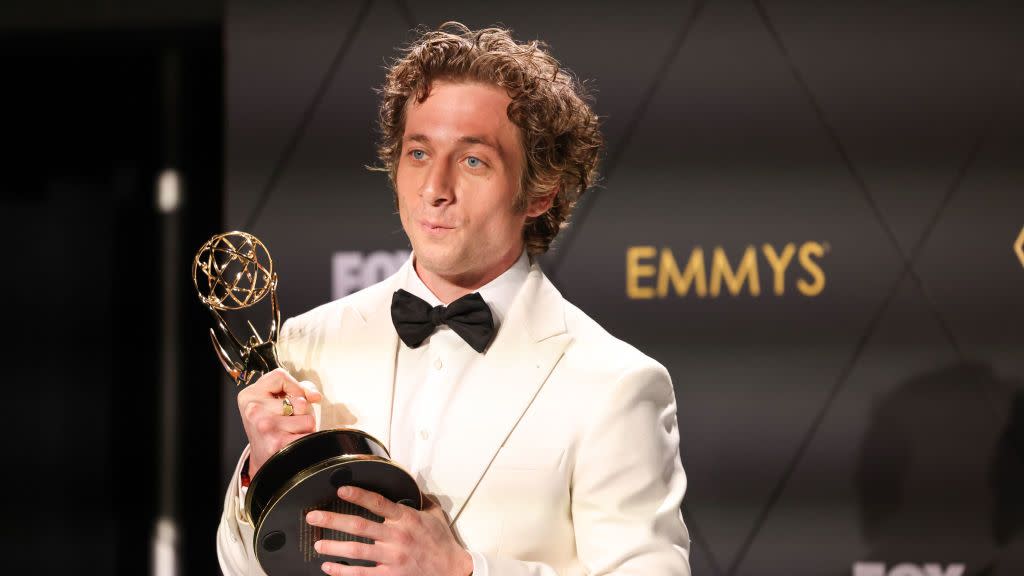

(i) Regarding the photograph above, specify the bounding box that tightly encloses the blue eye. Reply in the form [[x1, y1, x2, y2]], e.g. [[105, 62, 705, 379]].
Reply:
[[411, 150, 425, 160], [466, 156, 482, 168]]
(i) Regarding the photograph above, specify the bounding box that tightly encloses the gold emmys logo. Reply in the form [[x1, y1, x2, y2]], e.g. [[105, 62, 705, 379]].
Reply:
[[626, 242, 829, 299]]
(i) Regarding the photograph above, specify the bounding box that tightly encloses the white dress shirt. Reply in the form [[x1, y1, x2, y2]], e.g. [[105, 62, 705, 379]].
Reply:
[[390, 251, 529, 575], [389, 250, 529, 481]]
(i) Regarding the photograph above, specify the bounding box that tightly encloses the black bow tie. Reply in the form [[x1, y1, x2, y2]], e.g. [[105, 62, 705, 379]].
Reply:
[[390, 289, 496, 353]]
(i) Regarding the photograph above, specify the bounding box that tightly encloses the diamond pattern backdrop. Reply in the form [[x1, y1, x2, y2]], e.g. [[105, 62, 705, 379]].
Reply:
[[225, 1, 1024, 574]]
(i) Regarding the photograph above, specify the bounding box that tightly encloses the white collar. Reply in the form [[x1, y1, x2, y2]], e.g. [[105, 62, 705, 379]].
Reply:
[[401, 250, 530, 331]]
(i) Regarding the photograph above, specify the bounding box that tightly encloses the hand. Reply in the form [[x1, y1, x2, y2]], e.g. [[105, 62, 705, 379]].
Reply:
[[237, 368, 322, 476], [306, 486, 473, 576]]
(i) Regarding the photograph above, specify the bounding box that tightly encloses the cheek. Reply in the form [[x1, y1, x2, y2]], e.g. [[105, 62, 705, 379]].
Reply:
[[394, 169, 417, 215], [477, 208, 526, 242]]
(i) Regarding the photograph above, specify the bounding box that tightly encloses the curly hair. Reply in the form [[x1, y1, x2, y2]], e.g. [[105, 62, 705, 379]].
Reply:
[[376, 22, 604, 255]]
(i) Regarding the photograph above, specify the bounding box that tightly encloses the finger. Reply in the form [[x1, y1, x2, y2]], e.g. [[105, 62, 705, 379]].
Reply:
[[337, 486, 402, 521], [242, 397, 281, 424], [288, 394, 312, 417], [269, 432, 316, 454], [281, 375, 318, 404], [314, 539, 386, 564], [320, 561, 372, 575], [252, 401, 315, 433], [421, 492, 442, 510], [305, 510, 387, 541], [257, 368, 301, 397], [265, 413, 316, 434], [283, 431, 313, 444], [260, 393, 313, 422], [420, 494, 450, 523], [298, 380, 323, 403], [262, 431, 315, 457]]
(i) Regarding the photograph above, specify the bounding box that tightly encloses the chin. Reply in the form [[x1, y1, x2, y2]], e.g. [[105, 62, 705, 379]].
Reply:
[[413, 249, 464, 276]]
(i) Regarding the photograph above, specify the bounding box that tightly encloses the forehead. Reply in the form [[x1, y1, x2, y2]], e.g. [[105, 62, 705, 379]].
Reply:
[[403, 80, 519, 145]]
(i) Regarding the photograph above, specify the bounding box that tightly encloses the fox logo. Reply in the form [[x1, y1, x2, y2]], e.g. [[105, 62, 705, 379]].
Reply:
[[852, 563, 964, 576], [332, 250, 410, 298]]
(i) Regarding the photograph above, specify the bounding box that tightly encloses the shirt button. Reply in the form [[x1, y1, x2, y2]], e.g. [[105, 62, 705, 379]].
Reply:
[[433, 357, 443, 370], [419, 429, 430, 440]]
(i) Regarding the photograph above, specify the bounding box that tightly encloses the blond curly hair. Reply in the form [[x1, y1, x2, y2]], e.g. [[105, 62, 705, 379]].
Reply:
[[376, 22, 603, 255]]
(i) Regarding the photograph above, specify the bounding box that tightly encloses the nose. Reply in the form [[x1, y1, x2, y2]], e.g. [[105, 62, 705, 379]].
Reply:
[[421, 158, 454, 207]]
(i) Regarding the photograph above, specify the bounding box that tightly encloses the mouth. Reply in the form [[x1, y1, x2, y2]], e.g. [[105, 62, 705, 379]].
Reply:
[[419, 220, 455, 233]]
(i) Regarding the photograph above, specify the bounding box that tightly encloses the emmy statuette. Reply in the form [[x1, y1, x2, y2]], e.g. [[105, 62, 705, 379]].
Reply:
[[193, 231, 421, 575]]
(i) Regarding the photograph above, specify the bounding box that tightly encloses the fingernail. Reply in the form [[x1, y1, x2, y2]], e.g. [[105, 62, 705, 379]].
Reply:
[[321, 562, 332, 574], [307, 511, 322, 523], [314, 540, 322, 553], [338, 486, 352, 497]]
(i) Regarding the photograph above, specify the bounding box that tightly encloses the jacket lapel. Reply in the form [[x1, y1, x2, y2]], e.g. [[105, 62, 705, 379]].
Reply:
[[435, 264, 572, 521], [321, 274, 402, 450]]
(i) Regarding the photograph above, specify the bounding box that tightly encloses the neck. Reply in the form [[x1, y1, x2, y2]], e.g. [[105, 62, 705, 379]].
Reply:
[[415, 247, 522, 304]]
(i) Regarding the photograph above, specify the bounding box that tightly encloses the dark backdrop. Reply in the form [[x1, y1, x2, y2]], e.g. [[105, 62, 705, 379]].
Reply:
[[4, 3, 225, 574], [224, 1, 1024, 576]]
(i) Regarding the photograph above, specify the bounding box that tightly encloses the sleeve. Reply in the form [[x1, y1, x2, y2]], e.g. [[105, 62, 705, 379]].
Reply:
[[570, 361, 690, 574], [467, 551, 560, 576], [472, 361, 691, 576], [217, 317, 308, 576], [216, 445, 267, 576]]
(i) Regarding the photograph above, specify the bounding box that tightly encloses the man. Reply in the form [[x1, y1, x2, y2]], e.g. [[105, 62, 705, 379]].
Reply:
[[218, 22, 690, 575]]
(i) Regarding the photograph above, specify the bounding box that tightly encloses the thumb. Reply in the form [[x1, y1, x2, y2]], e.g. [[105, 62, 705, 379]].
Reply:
[[297, 380, 323, 402]]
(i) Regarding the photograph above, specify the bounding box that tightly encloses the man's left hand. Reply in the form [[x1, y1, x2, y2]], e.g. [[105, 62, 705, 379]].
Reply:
[[306, 486, 473, 576]]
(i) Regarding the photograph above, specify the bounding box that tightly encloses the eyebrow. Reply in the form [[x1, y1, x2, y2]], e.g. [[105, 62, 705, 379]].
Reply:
[[404, 133, 504, 153]]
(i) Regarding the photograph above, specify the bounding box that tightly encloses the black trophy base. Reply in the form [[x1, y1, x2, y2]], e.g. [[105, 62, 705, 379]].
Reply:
[[248, 430, 421, 575]]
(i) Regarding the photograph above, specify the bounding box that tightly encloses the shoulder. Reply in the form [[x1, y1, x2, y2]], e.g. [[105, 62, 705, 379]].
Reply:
[[539, 278, 679, 453], [282, 279, 391, 336], [276, 272, 397, 365], [564, 299, 669, 376], [539, 273, 673, 402]]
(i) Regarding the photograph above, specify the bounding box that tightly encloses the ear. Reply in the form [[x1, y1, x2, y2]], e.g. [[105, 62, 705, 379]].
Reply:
[[525, 188, 558, 218]]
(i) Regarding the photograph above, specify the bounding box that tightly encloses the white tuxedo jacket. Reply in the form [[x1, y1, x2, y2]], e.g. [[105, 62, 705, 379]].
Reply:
[[217, 261, 691, 575]]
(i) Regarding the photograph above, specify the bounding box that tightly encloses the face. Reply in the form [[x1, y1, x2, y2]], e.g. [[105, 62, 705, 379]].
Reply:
[[396, 80, 551, 289]]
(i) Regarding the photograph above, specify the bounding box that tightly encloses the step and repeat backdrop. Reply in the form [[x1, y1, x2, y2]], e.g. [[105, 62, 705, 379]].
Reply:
[[223, 1, 1024, 574]]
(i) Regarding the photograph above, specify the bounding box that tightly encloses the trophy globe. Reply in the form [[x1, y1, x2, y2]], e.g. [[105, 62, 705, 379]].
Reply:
[[193, 231, 280, 385]]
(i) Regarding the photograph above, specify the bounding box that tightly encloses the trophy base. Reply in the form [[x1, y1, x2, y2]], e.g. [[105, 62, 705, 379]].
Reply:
[[247, 430, 421, 575]]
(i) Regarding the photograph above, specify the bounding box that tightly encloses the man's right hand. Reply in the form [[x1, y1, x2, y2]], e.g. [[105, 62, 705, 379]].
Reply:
[[237, 368, 322, 477]]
